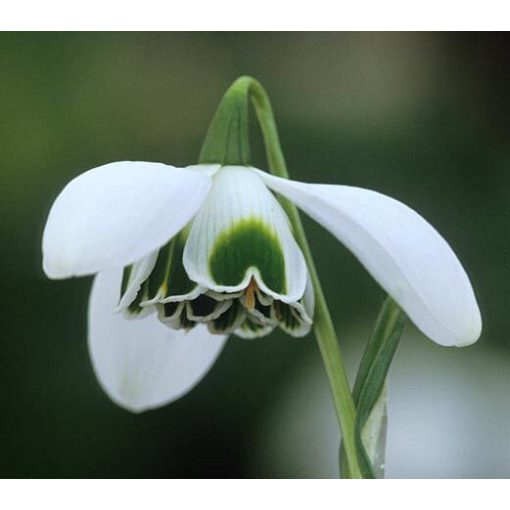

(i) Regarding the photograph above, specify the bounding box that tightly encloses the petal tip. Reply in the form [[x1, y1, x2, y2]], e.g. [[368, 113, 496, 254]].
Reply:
[[455, 312, 482, 347], [104, 390, 158, 414], [42, 254, 71, 280], [428, 305, 482, 347]]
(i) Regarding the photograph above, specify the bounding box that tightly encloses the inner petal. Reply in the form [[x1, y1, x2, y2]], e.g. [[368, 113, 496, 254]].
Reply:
[[183, 166, 307, 303], [142, 230, 205, 307]]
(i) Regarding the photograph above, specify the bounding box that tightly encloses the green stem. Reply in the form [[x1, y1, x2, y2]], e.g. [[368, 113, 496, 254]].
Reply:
[[242, 76, 363, 479]]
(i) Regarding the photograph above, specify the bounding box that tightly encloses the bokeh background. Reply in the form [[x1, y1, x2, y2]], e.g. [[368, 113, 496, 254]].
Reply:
[[1, 32, 509, 478]]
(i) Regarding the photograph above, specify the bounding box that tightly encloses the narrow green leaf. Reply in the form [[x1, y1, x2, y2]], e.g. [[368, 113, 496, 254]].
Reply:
[[340, 296, 406, 478], [360, 383, 388, 478]]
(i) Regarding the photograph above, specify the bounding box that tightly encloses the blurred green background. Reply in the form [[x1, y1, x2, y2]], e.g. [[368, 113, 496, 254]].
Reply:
[[1, 32, 509, 478]]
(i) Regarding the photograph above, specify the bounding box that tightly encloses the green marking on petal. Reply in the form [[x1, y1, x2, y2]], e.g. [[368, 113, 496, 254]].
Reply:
[[254, 298, 272, 320], [209, 217, 286, 293], [127, 280, 148, 315], [210, 300, 243, 334], [146, 232, 197, 300], [120, 265, 132, 297], [178, 308, 196, 330], [147, 240, 174, 298], [236, 317, 274, 339], [275, 302, 297, 330], [188, 294, 218, 318], [166, 234, 198, 297], [271, 300, 312, 338], [163, 302, 179, 317]]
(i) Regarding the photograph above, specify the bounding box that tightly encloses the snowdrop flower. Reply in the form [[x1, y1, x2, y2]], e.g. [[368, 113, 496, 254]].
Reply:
[[42, 159, 481, 412]]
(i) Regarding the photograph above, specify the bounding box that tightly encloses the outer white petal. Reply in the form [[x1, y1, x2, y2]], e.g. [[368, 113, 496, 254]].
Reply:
[[88, 269, 227, 413], [183, 166, 307, 303], [258, 171, 481, 347], [43, 162, 212, 279]]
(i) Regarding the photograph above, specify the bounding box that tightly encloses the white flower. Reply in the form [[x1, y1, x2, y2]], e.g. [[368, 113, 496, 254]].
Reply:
[[42, 161, 481, 412]]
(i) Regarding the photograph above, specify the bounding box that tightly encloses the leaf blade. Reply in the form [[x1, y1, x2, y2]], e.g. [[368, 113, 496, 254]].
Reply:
[[340, 296, 406, 478]]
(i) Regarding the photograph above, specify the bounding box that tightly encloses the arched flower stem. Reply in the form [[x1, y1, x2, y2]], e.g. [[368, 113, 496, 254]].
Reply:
[[223, 76, 363, 479]]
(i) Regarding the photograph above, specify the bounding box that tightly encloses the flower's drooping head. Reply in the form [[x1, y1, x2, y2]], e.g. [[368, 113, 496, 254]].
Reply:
[[41, 76, 482, 413], [118, 166, 313, 339]]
